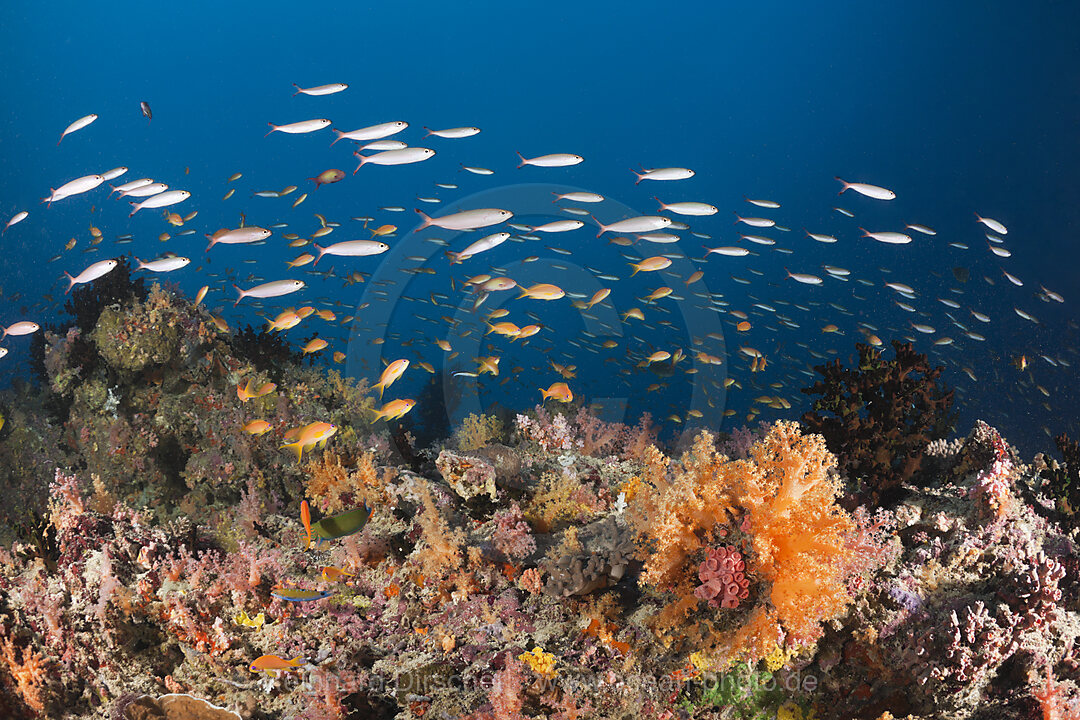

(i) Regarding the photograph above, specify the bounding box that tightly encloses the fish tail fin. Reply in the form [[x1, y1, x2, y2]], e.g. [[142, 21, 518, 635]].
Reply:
[[329, 129, 343, 146], [134, 256, 144, 270], [414, 208, 433, 230], [352, 153, 365, 175], [516, 151, 526, 169], [205, 235, 216, 252], [129, 203, 139, 218], [423, 126, 433, 137], [292, 83, 301, 96], [375, 382, 385, 400], [517, 288, 530, 299], [653, 196, 663, 210], [444, 251, 461, 264], [633, 168, 644, 185], [834, 176, 848, 194], [590, 214, 605, 238], [629, 263, 640, 277], [857, 227, 869, 237], [313, 244, 324, 266], [233, 284, 245, 307], [732, 211, 740, 224], [64, 272, 75, 294], [264, 123, 277, 138]]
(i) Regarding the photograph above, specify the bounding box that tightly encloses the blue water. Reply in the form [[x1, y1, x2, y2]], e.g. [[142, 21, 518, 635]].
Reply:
[[2, 1, 1078, 455]]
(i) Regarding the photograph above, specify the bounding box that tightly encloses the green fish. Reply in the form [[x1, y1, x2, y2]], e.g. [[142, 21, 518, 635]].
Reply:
[[311, 505, 373, 547]]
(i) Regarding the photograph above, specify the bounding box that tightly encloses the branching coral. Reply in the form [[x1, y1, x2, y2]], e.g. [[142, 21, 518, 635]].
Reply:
[[633, 421, 857, 665], [801, 340, 956, 505]]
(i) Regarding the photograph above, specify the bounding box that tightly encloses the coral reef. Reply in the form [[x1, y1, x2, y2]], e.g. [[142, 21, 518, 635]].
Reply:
[[3, 285, 1080, 720]]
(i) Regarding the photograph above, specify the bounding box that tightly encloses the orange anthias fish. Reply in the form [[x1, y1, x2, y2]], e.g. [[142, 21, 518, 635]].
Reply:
[[540, 382, 573, 403], [372, 398, 416, 422], [321, 566, 355, 582], [242, 419, 272, 436], [280, 421, 337, 461], [249, 654, 307, 675], [373, 359, 409, 400], [237, 379, 277, 401], [302, 338, 328, 355], [369, 224, 397, 237], [301, 499, 312, 549]]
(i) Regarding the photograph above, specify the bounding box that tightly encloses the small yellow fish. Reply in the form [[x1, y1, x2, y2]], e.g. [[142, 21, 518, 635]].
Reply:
[[223, 188, 236, 200], [194, 285, 209, 306], [228, 172, 243, 182], [332, 351, 346, 363], [370, 224, 397, 237]]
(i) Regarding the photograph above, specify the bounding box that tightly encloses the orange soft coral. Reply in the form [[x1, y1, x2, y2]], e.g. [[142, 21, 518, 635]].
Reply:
[[633, 421, 856, 665], [305, 450, 390, 514]]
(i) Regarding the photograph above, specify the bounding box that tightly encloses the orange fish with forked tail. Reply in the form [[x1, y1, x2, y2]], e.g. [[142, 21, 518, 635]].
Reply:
[[373, 359, 409, 400], [372, 399, 416, 422], [237, 380, 276, 402], [540, 382, 573, 403], [280, 421, 337, 461], [249, 654, 307, 675]]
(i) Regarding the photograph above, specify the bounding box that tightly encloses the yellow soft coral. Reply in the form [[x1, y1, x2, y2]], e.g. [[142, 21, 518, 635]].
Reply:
[[452, 412, 504, 451], [519, 647, 558, 677], [633, 421, 855, 664]]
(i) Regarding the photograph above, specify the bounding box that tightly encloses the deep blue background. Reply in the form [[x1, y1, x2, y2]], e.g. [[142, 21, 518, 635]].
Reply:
[[1, 1, 1077, 455]]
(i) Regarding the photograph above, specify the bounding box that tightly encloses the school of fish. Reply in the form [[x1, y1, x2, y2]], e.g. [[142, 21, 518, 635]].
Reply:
[[0, 85, 1073, 444]]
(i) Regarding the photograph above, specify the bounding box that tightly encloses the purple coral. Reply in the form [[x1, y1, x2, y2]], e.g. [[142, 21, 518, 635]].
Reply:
[[694, 545, 749, 609]]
